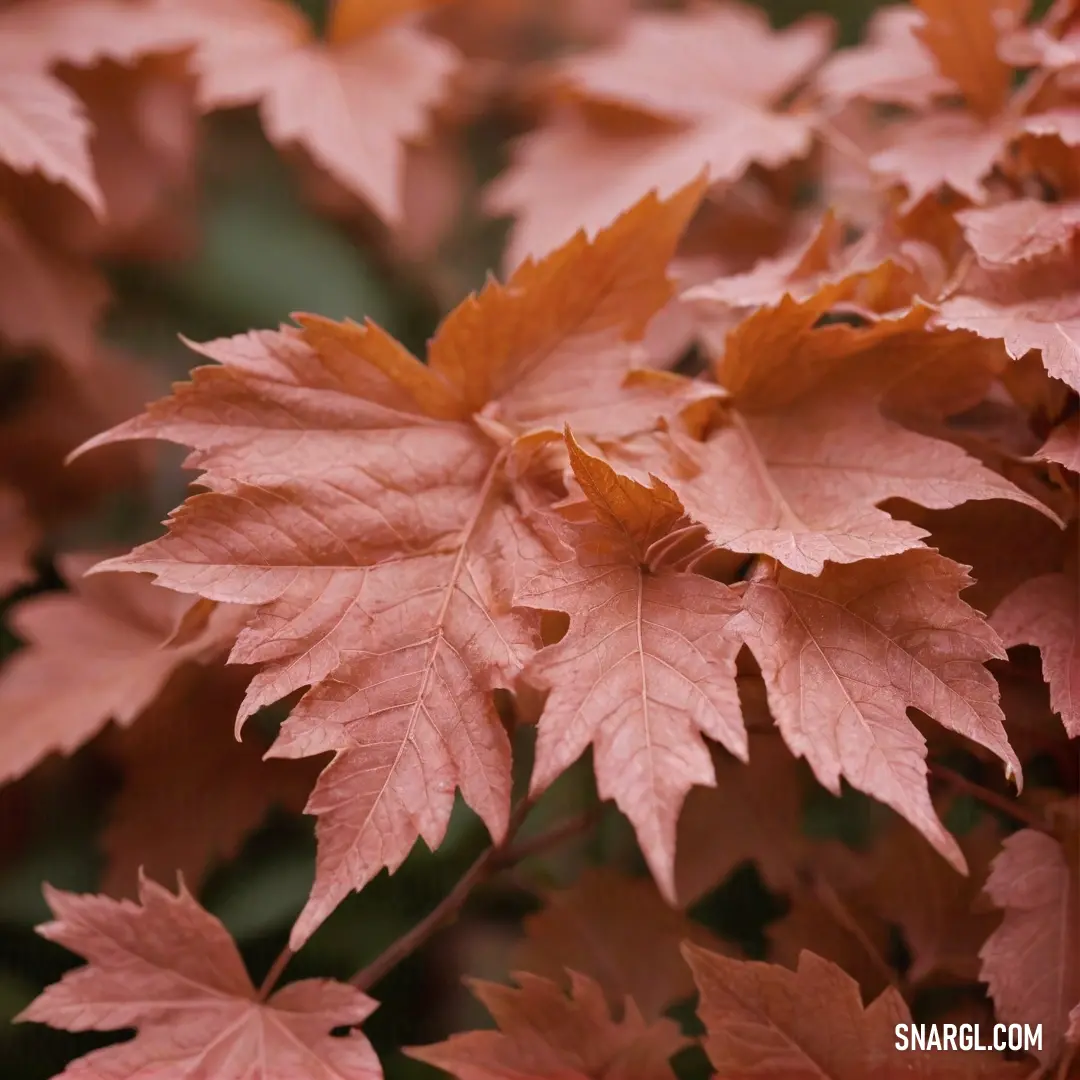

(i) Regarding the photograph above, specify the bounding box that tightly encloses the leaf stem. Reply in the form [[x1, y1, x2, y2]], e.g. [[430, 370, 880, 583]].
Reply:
[[930, 763, 1051, 833], [348, 798, 600, 991], [496, 805, 603, 866], [257, 946, 294, 1001]]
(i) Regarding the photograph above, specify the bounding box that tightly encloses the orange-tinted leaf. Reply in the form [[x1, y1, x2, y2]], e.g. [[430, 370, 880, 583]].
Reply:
[[912, 0, 1026, 120], [816, 6, 955, 109], [406, 971, 687, 1080], [16, 876, 381, 1080], [79, 186, 705, 947], [649, 294, 1048, 574]]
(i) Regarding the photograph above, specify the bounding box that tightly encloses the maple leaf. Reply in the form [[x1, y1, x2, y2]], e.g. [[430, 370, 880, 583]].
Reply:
[[406, 971, 687, 1080], [981, 821, 1080, 1066], [684, 944, 1030, 1079], [169, 0, 459, 223], [16, 875, 382, 1080], [992, 558, 1080, 738], [486, 2, 831, 263], [0, 0, 203, 214], [891, 500, 1067, 641], [0, 70, 101, 214], [0, 207, 109, 366], [733, 550, 1020, 875], [766, 857, 898, 1004], [512, 867, 726, 1019], [0, 348, 155, 525], [33, 54, 201, 264], [815, 6, 956, 110], [843, 815, 1004, 985], [674, 700, 818, 905], [641, 285, 1052, 575], [516, 432, 745, 902], [911, 0, 1026, 122], [0, 554, 241, 787], [0, 0, 200, 71], [1041, 418, 1080, 473], [771, 814, 1004, 992], [957, 198, 1080, 269], [100, 662, 317, 899], [935, 254, 1080, 392], [869, 112, 1012, 212], [77, 183, 707, 947], [826, 0, 1028, 213]]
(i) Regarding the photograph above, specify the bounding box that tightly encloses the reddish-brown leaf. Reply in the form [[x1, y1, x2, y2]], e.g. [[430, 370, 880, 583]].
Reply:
[[772, 814, 1004, 992], [958, 198, 1080, 269], [100, 663, 317, 899], [0, 555, 239, 787], [172, 0, 459, 223], [487, 3, 831, 263], [513, 867, 726, 1019], [993, 564, 1080, 737], [16, 875, 381, 1080], [980, 822, 1080, 1066], [78, 185, 707, 947], [734, 551, 1020, 875], [674, 701, 817, 905], [406, 971, 687, 1080], [516, 433, 745, 901], [935, 255, 1080, 391], [0, 208, 109, 366], [685, 944, 1029, 1079], [640, 288, 1050, 575]]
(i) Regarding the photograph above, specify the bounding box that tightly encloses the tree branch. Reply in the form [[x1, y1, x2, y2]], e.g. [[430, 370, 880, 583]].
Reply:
[[348, 798, 600, 991], [931, 763, 1051, 834]]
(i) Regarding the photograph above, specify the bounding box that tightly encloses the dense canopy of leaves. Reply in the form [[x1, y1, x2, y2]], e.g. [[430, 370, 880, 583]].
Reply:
[[0, 0, 1078, 1078]]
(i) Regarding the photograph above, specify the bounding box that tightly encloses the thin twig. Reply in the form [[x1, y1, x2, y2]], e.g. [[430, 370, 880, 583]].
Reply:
[[799, 869, 901, 992], [931, 763, 1051, 833], [497, 806, 603, 866], [349, 798, 535, 991]]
